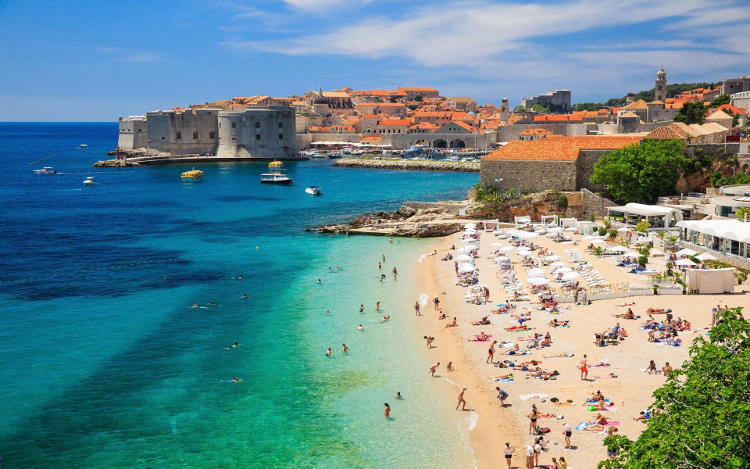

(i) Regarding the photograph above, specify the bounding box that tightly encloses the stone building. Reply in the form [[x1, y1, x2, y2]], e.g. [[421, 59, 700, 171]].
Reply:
[[445, 96, 478, 112], [393, 87, 439, 100], [521, 89, 571, 113], [721, 76, 750, 95], [655, 66, 667, 102], [480, 135, 641, 193], [117, 106, 298, 159]]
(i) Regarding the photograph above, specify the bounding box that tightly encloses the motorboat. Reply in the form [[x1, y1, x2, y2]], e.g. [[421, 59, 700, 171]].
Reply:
[[301, 150, 327, 159], [350, 149, 364, 156], [83, 176, 97, 186], [260, 172, 292, 185], [80, 144, 88, 149], [328, 151, 342, 159], [181, 168, 204, 182], [33, 166, 57, 175], [268, 160, 284, 169], [305, 186, 322, 196]]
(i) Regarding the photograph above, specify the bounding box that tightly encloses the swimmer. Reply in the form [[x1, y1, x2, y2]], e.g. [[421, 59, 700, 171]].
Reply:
[[360, 304, 365, 313], [326, 347, 331, 356], [241, 294, 247, 299], [384, 403, 390, 418], [396, 392, 402, 399], [380, 274, 386, 281], [376, 301, 381, 311], [341, 343, 349, 353], [192, 304, 199, 308], [237, 275, 243, 280], [163, 275, 169, 280], [325, 309, 331, 314], [336, 266, 341, 271], [317, 279, 321, 284], [381, 316, 390, 322], [230, 342, 240, 348], [392, 267, 398, 278], [231, 377, 240, 383], [357, 324, 364, 331], [382, 254, 386, 261], [378, 262, 382, 270]]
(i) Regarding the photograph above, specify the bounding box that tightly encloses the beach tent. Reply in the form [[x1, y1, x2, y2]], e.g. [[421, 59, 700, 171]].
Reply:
[[696, 252, 717, 261], [675, 258, 696, 267], [686, 268, 735, 294], [456, 254, 474, 263], [675, 248, 697, 257], [457, 263, 476, 273], [562, 271, 580, 281]]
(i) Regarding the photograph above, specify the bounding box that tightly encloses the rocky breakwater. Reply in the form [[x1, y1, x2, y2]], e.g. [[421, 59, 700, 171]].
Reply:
[[310, 204, 468, 238], [93, 159, 141, 168], [333, 158, 479, 172]]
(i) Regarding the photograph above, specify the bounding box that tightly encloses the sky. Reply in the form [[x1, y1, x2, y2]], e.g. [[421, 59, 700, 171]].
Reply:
[[0, 0, 749, 121]]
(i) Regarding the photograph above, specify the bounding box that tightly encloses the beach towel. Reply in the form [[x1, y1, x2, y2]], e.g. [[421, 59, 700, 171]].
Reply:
[[520, 393, 548, 401], [544, 353, 574, 358], [494, 377, 514, 383], [593, 373, 618, 379], [576, 422, 590, 431], [554, 401, 574, 407], [604, 421, 621, 426], [588, 405, 618, 412]]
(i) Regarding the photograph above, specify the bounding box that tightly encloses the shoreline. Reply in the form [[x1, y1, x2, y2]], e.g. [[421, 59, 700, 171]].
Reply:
[[334, 158, 479, 172]]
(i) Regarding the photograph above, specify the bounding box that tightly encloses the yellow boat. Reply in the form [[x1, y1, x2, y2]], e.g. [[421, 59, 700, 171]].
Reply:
[[181, 168, 204, 182], [268, 160, 284, 169]]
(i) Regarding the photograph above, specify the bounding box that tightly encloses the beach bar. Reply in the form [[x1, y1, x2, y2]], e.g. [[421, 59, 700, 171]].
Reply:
[[676, 219, 750, 259], [607, 203, 683, 229]]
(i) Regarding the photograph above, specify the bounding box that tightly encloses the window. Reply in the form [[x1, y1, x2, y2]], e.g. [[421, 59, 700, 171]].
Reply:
[[256, 134, 261, 140], [209, 131, 216, 139], [232, 137, 236, 141], [176, 132, 181, 140], [279, 134, 283, 140], [278, 122, 283, 129], [193, 131, 198, 139], [232, 122, 236, 128], [255, 122, 260, 129]]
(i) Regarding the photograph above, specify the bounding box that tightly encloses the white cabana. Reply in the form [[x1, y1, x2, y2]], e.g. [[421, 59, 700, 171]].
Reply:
[[457, 263, 476, 273], [696, 252, 717, 261], [541, 215, 559, 226], [675, 248, 697, 257], [561, 271, 580, 281], [464, 223, 477, 229], [675, 258, 696, 267], [607, 203, 683, 228], [677, 219, 750, 258], [514, 216, 532, 228], [456, 254, 474, 263], [527, 268, 545, 277], [686, 267, 735, 294], [577, 221, 596, 236]]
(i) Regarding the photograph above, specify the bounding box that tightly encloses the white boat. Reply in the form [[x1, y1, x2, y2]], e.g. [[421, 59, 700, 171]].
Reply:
[[301, 150, 327, 159], [80, 144, 88, 149], [33, 166, 57, 175], [260, 172, 292, 185], [350, 149, 364, 156], [305, 186, 322, 196], [83, 176, 97, 186]]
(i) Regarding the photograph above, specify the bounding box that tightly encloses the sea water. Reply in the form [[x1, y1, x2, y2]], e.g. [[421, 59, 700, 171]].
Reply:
[[0, 123, 478, 468]]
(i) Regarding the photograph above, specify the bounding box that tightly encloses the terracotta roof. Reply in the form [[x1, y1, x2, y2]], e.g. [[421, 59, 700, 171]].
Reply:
[[452, 121, 477, 132], [644, 122, 701, 140], [378, 118, 411, 126], [650, 100, 664, 105], [361, 135, 382, 142], [619, 111, 640, 118], [408, 122, 439, 130], [414, 111, 452, 117], [532, 114, 583, 122], [713, 104, 746, 115], [322, 91, 351, 98], [620, 99, 648, 110], [519, 127, 553, 135], [483, 135, 641, 161], [706, 110, 733, 121], [396, 87, 438, 92]]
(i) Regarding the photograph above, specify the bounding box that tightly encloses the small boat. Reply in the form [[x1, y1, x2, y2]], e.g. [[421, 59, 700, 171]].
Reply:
[[268, 160, 284, 169], [83, 176, 97, 186], [181, 167, 204, 182], [260, 172, 292, 185], [305, 186, 322, 196], [80, 144, 88, 149], [328, 151, 342, 159], [33, 166, 57, 175]]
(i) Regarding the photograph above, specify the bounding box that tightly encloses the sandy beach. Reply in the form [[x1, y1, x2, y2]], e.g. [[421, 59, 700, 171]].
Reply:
[[412, 227, 747, 469]]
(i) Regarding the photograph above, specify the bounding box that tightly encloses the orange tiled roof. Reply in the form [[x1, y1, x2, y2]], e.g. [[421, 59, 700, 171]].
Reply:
[[452, 121, 477, 132], [532, 114, 583, 122], [483, 135, 641, 161], [408, 122, 439, 130], [644, 122, 700, 140], [396, 87, 438, 92], [713, 104, 747, 115], [378, 118, 411, 126], [620, 99, 648, 110]]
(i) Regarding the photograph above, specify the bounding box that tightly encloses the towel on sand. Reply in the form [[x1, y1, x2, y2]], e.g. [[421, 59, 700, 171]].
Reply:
[[520, 393, 548, 400]]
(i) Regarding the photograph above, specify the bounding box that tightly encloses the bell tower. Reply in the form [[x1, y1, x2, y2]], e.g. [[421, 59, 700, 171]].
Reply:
[[655, 66, 667, 102]]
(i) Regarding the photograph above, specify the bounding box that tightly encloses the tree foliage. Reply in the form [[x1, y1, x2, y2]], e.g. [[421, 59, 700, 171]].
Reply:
[[674, 102, 706, 124], [530, 103, 550, 113], [513, 105, 526, 113], [591, 139, 692, 203], [599, 307, 750, 469]]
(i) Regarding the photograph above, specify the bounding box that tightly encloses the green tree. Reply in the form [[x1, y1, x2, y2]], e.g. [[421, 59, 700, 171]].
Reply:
[[736, 207, 750, 221], [513, 105, 526, 113], [674, 102, 706, 124], [635, 220, 649, 233], [599, 307, 750, 468], [591, 139, 692, 203], [558, 193, 568, 210], [707, 94, 730, 108], [414, 95, 423, 102], [530, 104, 550, 113]]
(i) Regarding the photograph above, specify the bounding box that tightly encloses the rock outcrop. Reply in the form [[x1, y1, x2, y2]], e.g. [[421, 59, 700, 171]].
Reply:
[[93, 159, 140, 168], [333, 158, 479, 172]]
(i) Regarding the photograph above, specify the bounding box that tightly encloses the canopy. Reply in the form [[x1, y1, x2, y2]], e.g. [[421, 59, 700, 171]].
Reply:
[[550, 261, 566, 268], [605, 245, 628, 253], [527, 268, 545, 277], [456, 254, 474, 263], [562, 271, 580, 281], [457, 263, 476, 273], [696, 252, 717, 261], [675, 248, 697, 257], [528, 277, 550, 286], [464, 223, 477, 229], [677, 219, 750, 243], [675, 258, 696, 266]]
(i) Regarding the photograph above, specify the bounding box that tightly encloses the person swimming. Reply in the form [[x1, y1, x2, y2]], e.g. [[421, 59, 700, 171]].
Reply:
[[326, 347, 331, 357], [241, 294, 247, 299], [396, 392, 402, 399], [357, 324, 364, 331], [341, 343, 349, 353], [381, 316, 390, 322], [230, 342, 239, 348]]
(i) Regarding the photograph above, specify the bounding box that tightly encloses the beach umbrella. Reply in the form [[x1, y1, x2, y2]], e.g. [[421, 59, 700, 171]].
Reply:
[[550, 261, 566, 268], [457, 263, 476, 273], [527, 268, 545, 277], [491, 242, 503, 247], [456, 254, 473, 263], [528, 277, 550, 286], [591, 238, 606, 244], [500, 246, 515, 252], [464, 223, 477, 229], [696, 252, 717, 261], [554, 267, 572, 274], [544, 255, 561, 261], [606, 245, 628, 253], [675, 258, 696, 266], [562, 271, 580, 281], [621, 251, 640, 257], [517, 251, 532, 258], [675, 248, 697, 257], [495, 256, 510, 263]]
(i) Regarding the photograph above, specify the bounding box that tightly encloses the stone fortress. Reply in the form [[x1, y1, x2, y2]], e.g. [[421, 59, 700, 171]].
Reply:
[[117, 105, 298, 160]]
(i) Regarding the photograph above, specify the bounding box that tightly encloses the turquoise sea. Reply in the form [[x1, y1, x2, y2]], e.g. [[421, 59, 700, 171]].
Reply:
[[0, 123, 478, 468]]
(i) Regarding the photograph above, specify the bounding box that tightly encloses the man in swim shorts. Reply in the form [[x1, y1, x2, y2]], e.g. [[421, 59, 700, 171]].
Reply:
[[580, 354, 588, 380]]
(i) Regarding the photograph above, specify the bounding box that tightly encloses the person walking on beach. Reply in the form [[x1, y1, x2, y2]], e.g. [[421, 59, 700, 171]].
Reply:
[[424, 336, 435, 348], [433, 296, 440, 310], [559, 456, 568, 469], [528, 404, 538, 434], [415, 301, 421, 316], [447, 362, 454, 372], [456, 387, 467, 410], [429, 362, 440, 376], [504, 442, 514, 468], [562, 422, 572, 448], [487, 340, 497, 363], [384, 403, 390, 418], [580, 354, 588, 380], [525, 444, 534, 469]]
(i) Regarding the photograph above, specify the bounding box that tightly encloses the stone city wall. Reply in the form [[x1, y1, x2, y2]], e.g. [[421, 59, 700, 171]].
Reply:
[[496, 123, 587, 142], [480, 159, 577, 192], [216, 107, 297, 159]]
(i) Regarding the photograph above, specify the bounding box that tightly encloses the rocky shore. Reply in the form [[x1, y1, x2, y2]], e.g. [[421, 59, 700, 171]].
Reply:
[[333, 158, 479, 172]]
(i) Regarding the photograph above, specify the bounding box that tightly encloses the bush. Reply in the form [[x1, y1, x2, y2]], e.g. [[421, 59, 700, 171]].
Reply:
[[608, 229, 617, 239], [598, 226, 608, 236], [558, 193, 568, 210], [635, 220, 650, 233], [638, 255, 648, 267]]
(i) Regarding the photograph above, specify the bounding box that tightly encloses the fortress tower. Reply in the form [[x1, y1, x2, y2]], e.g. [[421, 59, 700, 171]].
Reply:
[[655, 66, 667, 102]]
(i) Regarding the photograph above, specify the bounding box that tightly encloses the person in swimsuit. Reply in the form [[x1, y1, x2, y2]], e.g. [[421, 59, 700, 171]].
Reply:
[[376, 301, 381, 311], [563, 422, 572, 448], [433, 297, 440, 310], [414, 301, 421, 316], [487, 340, 497, 363], [230, 342, 239, 348], [456, 387, 467, 410], [384, 403, 390, 418], [341, 343, 348, 353], [580, 354, 588, 380], [496, 387, 509, 406], [326, 347, 331, 356], [504, 442, 514, 468], [528, 404, 538, 434], [447, 361, 454, 372], [360, 304, 364, 312], [429, 362, 440, 376]]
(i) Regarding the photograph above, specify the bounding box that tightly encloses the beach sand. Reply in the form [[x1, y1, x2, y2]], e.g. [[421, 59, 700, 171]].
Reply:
[[413, 229, 747, 469]]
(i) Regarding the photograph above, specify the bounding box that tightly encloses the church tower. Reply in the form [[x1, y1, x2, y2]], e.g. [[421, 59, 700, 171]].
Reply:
[[655, 66, 667, 102]]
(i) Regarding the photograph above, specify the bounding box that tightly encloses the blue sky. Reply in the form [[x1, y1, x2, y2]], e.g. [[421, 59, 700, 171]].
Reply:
[[1, 0, 748, 121]]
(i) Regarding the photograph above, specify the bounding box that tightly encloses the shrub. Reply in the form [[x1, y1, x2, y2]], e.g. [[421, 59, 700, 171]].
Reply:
[[638, 255, 648, 267], [558, 193, 568, 210], [608, 229, 617, 239], [635, 220, 649, 233]]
